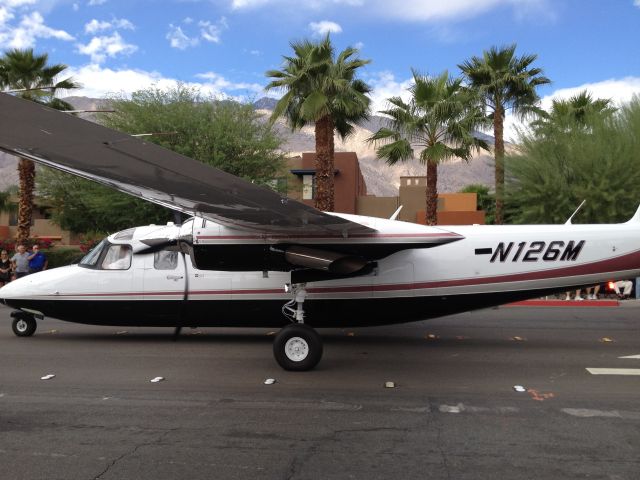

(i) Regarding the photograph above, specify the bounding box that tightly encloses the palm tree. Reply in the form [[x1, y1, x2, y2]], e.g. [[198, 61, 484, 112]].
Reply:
[[459, 44, 550, 224], [368, 70, 489, 225], [531, 90, 615, 135], [266, 36, 371, 211], [0, 48, 80, 244]]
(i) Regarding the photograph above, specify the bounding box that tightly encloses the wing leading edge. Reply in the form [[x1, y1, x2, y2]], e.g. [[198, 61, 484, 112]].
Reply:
[[0, 93, 374, 236]]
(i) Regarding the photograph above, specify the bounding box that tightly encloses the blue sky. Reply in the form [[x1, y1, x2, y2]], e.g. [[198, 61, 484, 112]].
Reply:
[[1, 0, 639, 138]]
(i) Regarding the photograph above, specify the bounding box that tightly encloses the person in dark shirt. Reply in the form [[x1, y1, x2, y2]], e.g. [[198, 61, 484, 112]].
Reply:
[[0, 250, 11, 286], [27, 245, 48, 273]]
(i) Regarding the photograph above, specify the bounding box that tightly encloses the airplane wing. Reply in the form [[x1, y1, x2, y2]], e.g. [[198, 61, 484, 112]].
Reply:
[[0, 93, 373, 236]]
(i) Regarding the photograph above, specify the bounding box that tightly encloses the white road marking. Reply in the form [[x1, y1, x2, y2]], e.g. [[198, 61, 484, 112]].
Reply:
[[586, 368, 640, 375], [439, 403, 519, 414], [562, 408, 640, 420], [618, 354, 640, 359], [562, 408, 621, 418]]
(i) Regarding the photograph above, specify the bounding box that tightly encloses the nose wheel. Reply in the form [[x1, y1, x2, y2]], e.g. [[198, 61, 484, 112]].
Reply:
[[11, 311, 37, 337]]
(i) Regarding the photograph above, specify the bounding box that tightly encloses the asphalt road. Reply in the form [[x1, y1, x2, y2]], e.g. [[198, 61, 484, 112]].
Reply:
[[1, 302, 639, 480]]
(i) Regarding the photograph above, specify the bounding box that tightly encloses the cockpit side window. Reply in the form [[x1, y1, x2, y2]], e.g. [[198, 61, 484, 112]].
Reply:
[[101, 244, 132, 270], [154, 251, 178, 270], [79, 238, 108, 267]]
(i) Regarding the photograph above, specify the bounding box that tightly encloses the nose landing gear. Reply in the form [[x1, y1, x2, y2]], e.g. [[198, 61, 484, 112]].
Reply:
[[274, 283, 323, 371], [11, 310, 37, 337]]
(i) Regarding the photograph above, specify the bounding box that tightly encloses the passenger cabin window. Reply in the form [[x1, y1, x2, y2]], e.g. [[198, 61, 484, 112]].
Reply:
[[101, 245, 132, 270], [154, 251, 178, 270]]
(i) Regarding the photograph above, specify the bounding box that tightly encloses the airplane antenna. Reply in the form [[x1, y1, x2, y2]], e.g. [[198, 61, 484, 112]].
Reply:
[[2, 86, 57, 93], [63, 109, 115, 114], [389, 205, 403, 221], [565, 199, 586, 225], [131, 132, 178, 137]]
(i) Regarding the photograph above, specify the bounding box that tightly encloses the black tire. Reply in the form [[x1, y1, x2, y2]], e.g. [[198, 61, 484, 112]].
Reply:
[[273, 324, 323, 371], [11, 314, 37, 337]]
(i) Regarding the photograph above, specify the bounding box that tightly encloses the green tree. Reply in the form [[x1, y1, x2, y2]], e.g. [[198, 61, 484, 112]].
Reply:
[[506, 97, 640, 224], [368, 70, 489, 225], [0, 48, 80, 243], [37, 170, 170, 233], [460, 183, 495, 224], [266, 35, 371, 211], [459, 44, 550, 224], [101, 85, 285, 184], [38, 85, 287, 233], [530, 90, 615, 136]]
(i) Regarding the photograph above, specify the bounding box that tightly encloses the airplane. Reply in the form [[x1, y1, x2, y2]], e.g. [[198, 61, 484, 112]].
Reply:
[[1, 92, 640, 371]]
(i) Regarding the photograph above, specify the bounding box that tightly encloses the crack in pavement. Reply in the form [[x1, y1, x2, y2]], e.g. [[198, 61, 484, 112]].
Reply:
[[92, 428, 178, 480], [429, 398, 452, 480], [282, 426, 410, 480]]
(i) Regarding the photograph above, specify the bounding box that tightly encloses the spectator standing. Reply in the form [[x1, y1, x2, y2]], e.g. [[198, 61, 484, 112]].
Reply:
[[586, 285, 600, 300], [613, 280, 633, 299], [27, 245, 48, 273], [10, 244, 30, 279], [0, 250, 11, 286]]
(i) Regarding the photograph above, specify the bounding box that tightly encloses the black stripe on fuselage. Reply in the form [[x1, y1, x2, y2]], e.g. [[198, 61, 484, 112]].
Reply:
[[3, 284, 591, 328]]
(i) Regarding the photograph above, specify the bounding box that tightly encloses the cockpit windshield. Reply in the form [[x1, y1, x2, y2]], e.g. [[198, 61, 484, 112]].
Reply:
[[79, 238, 108, 267]]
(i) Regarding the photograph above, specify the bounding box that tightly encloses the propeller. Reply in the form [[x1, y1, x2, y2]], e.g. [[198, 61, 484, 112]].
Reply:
[[135, 235, 192, 255]]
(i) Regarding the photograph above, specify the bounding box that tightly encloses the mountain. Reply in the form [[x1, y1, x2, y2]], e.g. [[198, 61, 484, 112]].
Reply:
[[253, 96, 497, 196], [253, 97, 278, 110], [1, 96, 498, 198]]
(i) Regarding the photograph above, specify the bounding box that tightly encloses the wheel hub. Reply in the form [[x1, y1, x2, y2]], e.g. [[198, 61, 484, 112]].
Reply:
[[284, 336, 309, 362], [16, 319, 28, 332]]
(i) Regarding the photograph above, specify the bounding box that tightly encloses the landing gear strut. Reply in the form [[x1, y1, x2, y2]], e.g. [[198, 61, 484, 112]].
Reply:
[[11, 310, 37, 337], [274, 283, 323, 371]]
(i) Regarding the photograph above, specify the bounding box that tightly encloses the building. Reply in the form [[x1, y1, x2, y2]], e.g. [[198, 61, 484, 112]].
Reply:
[[0, 195, 78, 245], [287, 152, 368, 214]]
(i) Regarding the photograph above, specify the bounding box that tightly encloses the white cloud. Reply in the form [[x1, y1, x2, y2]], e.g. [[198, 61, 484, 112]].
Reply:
[[66, 64, 266, 101], [88, 0, 107, 6], [504, 77, 640, 142], [233, 0, 363, 9], [167, 18, 228, 49], [366, 71, 413, 115], [76, 32, 137, 63], [166, 24, 198, 49], [195, 71, 264, 94], [199, 17, 228, 43], [635, 0, 640, 7], [231, 0, 270, 9], [539, 77, 640, 110], [4, 0, 37, 7], [0, 7, 15, 27], [309, 20, 342, 36], [229, 0, 547, 22], [84, 17, 134, 34], [0, 11, 74, 49]]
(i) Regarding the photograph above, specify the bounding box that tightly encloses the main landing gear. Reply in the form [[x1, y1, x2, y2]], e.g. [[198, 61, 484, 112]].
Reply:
[[11, 310, 37, 337], [274, 283, 323, 371]]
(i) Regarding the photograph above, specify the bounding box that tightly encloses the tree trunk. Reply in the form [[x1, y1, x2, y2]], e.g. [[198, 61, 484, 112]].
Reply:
[[425, 159, 438, 226], [493, 104, 505, 225], [314, 115, 335, 212], [17, 157, 35, 244]]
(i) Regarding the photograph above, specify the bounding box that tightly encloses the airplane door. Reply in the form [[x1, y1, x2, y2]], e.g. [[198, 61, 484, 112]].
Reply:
[[96, 244, 139, 320], [143, 251, 187, 324]]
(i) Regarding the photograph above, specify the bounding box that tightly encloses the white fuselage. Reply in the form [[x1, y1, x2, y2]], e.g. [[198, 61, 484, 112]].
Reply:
[[2, 214, 639, 327]]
